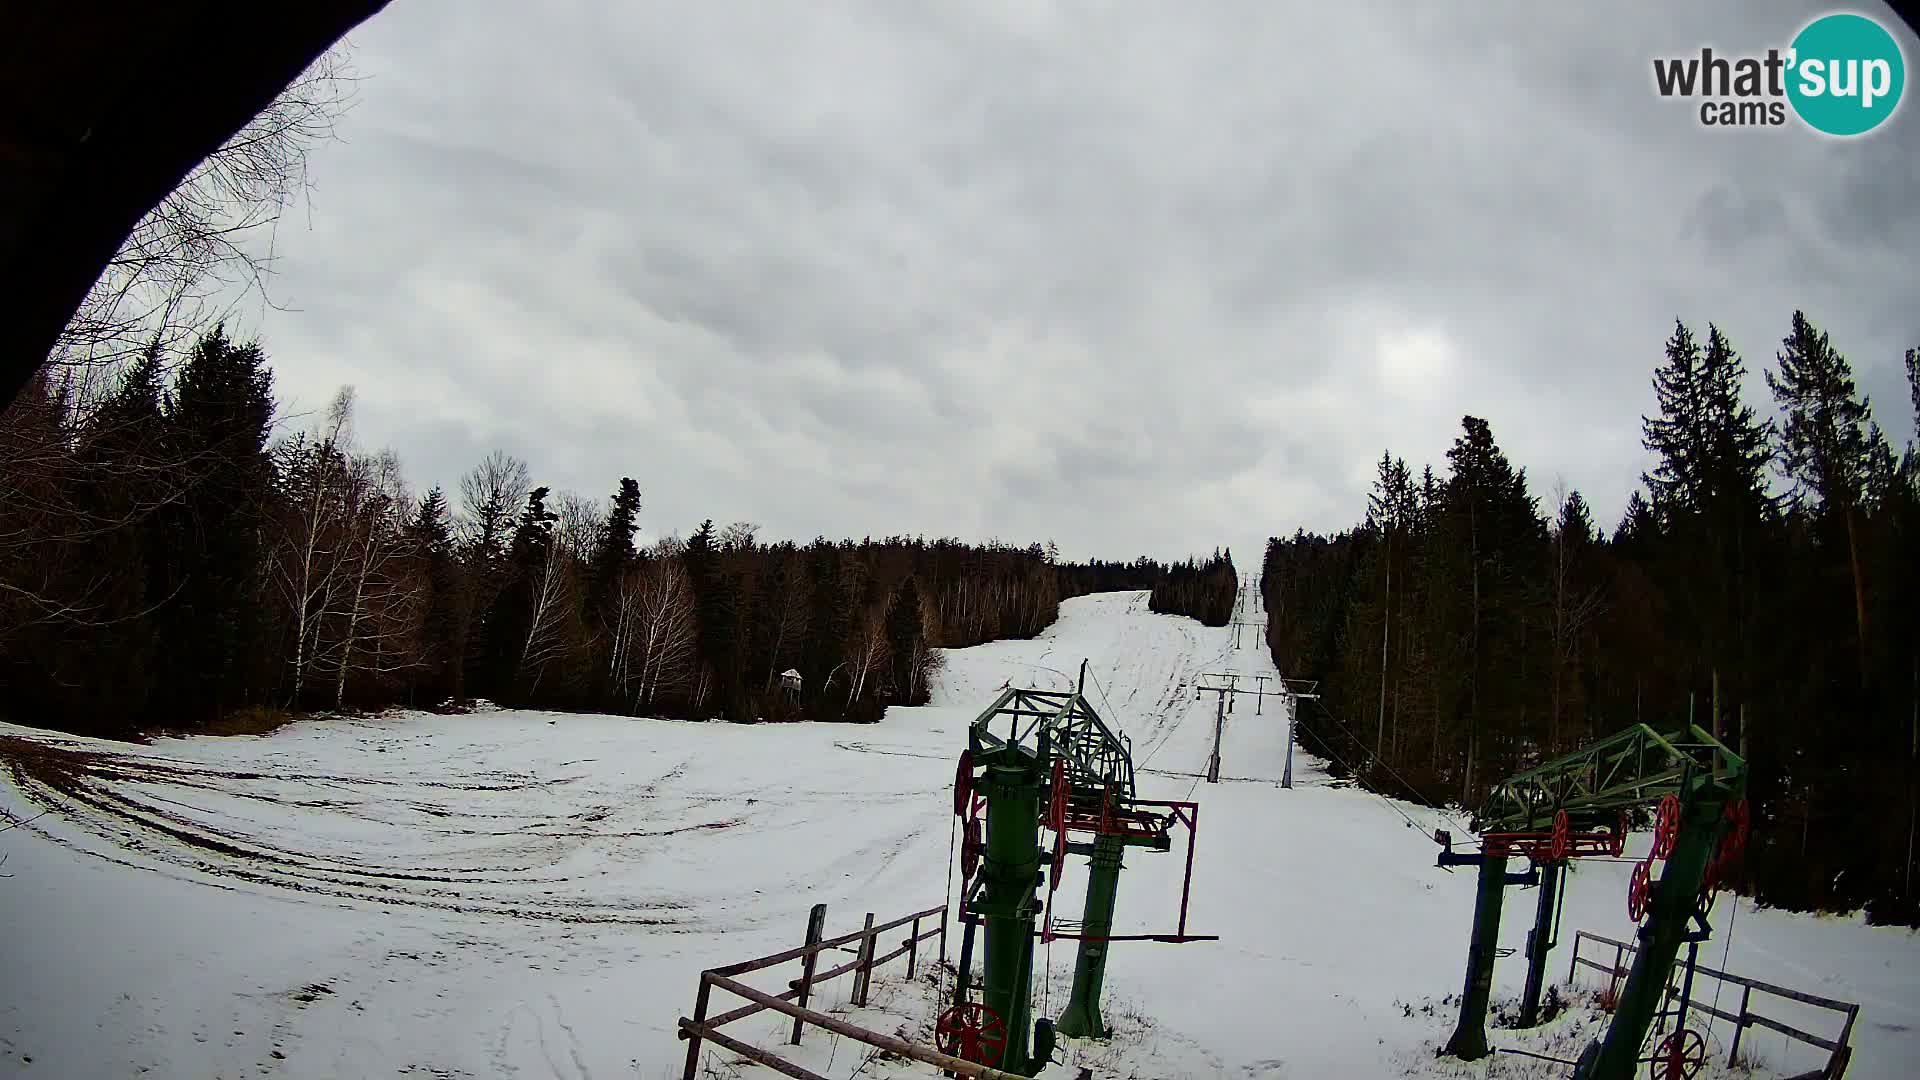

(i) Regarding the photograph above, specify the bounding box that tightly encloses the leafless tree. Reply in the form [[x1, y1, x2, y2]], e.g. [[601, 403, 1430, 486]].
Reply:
[[0, 366, 207, 638], [458, 451, 532, 561], [267, 389, 355, 705], [553, 491, 607, 562], [719, 521, 760, 553], [632, 547, 698, 709], [518, 524, 578, 696], [328, 449, 423, 707], [845, 611, 890, 707], [50, 51, 360, 405]]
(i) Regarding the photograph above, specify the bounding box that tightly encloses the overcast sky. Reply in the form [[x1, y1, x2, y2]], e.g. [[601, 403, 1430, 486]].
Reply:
[[250, 1, 1920, 565]]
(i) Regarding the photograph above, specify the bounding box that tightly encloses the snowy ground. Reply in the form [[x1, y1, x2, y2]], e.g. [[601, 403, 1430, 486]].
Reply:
[[1, 585, 1915, 1079]]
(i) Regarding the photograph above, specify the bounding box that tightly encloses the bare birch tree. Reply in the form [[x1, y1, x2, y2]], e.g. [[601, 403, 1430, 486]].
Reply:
[[845, 612, 891, 707], [329, 449, 422, 707], [633, 549, 698, 709], [268, 389, 354, 706]]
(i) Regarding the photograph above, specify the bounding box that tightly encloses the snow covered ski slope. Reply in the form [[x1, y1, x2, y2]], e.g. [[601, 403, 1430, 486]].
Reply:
[[1, 586, 1915, 1078]]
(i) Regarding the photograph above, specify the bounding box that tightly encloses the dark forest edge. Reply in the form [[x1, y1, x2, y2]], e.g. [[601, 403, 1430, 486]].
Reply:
[[0, 329, 1229, 738], [1262, 311, 1920, 926]]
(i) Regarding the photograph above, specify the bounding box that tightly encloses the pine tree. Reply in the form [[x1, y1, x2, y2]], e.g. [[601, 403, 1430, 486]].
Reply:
[[72, 347, 170, 718], [152, 326, 276, 722], [1439, 416, 1545, 799], [1768, 311, 1880, 670], [1615, 491, 1657, 550], [587, 478, 641, 618], [886, 577, 927, 704], [476, 486, 555, 702], [683, 519, 740, 718], [409, 487, 464, 704], [1643, 321, 1709, 517]]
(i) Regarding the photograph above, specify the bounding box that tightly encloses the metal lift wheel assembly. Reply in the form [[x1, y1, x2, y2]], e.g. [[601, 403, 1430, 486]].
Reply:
[[954, 749, 975, 817], [1628, 859, 1653, 923], [936, 1001, 1008, 1067], [1722, 799, 1750, 861], [1440, 719, 1747, 1080], [1650, 1027, 1706, 1080], [1049, 756, 1068, 832], [956, 665, 1218, 1073], [962, 816, 983, 879], [1652, 794, 1681, 860]]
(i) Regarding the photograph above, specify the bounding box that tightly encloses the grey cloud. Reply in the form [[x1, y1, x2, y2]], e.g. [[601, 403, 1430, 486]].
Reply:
[[246, 0, 1920, 562]]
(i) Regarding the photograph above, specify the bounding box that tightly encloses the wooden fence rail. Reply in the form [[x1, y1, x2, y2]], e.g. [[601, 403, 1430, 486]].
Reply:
[[1567, 929, 1858, 1079], [679, 901, 972, 1080]]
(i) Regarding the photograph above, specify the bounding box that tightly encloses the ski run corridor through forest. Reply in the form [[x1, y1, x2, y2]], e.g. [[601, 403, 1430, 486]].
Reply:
[[2, 585, 1915, 1078]]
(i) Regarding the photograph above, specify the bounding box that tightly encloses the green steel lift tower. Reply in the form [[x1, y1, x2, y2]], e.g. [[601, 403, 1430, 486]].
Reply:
[[941, 665, 1213, 1075], [1433, 721, 1749, 1080]]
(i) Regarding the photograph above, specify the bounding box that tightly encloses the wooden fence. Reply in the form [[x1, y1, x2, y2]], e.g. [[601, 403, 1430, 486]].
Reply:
[[677, 901, 1022, 1080], [1567, 929, 1858, 1079]]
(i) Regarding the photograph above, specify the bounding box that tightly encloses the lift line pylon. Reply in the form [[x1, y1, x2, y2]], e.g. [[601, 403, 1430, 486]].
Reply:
[[946, 660, 1217, 1075], [1433, 721, 1748, 1080]]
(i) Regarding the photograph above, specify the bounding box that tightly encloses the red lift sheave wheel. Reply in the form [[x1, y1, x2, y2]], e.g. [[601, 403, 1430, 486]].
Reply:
[[1628, 859, 1653, 923], [1722, 798, 1750, 862], [1551, 809, 1571, 861], [953, 749, 974, 818], [1653, 794, 1681, 860], [961, 817, 983, 879], [1050, 821, 1067, 889], [1049, 755, 1069, 833], [1650, 1027, 1706, 1080], [936, 1001, 1008, 1066]]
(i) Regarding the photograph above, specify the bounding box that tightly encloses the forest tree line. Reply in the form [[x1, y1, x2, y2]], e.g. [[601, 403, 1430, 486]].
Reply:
[[1148, 550, 1239, 626], [1262, 311, 1920, 924], [0, 329, 1183, 736]]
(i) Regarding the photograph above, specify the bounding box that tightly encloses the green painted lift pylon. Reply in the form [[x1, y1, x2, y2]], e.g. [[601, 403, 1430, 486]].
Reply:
[[1517, 858, 1563, 1028], [1440, 846, 1538, 1058], [964, 724, 1049, 1074], [1433, 721, 1745, 1080], [981, 757, 1044, 1074], [955, 662, 1215, 1075], [1574, 781, 1739, 1080], [1055, 832, 1125, 1038]]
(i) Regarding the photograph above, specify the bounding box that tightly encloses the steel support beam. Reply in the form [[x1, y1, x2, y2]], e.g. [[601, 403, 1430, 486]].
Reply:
[[978, 757, 1043, 1075], [1518, 859, 1563, 1027], [1443, 848, 1511, 1060], [1055, 832, 1125, 1039]]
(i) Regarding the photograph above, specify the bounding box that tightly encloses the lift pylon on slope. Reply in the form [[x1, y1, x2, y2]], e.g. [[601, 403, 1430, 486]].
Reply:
[[945, 661, 1216, 1076], [1432, 721, 1748, 1080]]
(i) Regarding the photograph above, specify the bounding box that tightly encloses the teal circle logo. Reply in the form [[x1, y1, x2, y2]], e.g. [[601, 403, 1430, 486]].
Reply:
[[1787, 13, 1905, 136]]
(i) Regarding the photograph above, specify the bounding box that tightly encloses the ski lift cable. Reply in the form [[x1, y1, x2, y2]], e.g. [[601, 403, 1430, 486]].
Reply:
[[1305, 696, 1479, 842], [1286, 711, 1442, 840], [1707, 890, 1742, 1035]]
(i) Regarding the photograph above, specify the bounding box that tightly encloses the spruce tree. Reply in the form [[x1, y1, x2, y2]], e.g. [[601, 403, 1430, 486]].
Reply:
[[409, 487, 465, 703], [1768, 311, 1880, 668], [886, 577, 926, 703], [587, 478, 641, 618], [152, 327, 276, 722], [683, 519, 740, 718], [1643, 320, 1709, 516]]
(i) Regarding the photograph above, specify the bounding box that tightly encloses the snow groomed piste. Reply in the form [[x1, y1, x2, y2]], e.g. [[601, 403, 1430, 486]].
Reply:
[[667, 584, 1877, 1080], [2, 586, 1912, 1078], [678, 680, 1757, 1080]]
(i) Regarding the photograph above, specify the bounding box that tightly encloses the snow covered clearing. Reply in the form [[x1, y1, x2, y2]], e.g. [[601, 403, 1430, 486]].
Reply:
[[1, 588, 1915, 1078]]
